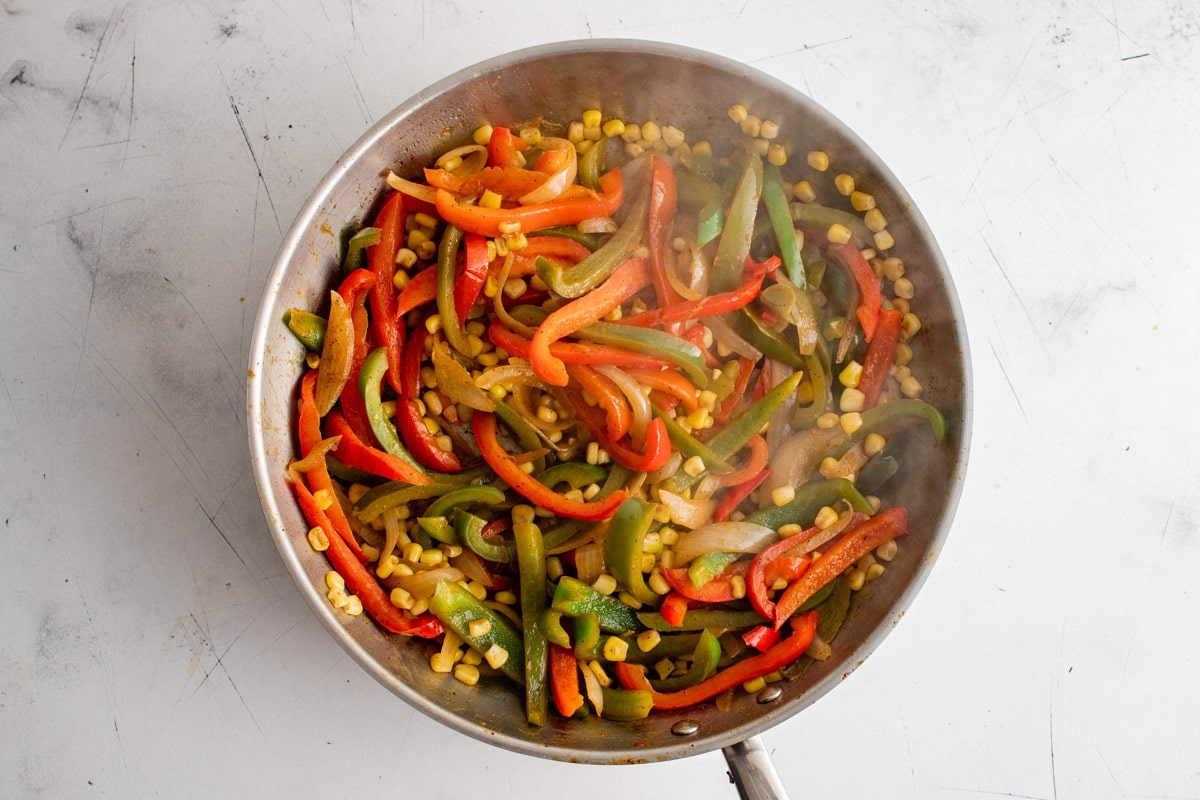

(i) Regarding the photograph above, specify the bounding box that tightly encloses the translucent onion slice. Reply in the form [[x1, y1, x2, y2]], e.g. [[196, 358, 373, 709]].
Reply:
[[706, 315, 763, 361], [386, 170, 437, 204], [595, 365, 651, 448], [763, 426, 839, 496], [431, 339, 495, 412], [435, 144, 487, 176], [574, 541, 605, 586], [578, 216, 618, 234], [519, 138, 577, 205], [657, 489, 717, 531], [788, 509, 858, 557], [392, 566, 465, 600], [580, 660, 604, 717], [672, 521, 779, 566]]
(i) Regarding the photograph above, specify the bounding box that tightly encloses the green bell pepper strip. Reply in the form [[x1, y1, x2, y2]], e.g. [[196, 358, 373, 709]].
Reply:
[[712, 152, 763, 293], [416, 516, 457, 544], [535, 169, 650, 299], [529, 226, 601, 250], [798, 575, 840, 614], [537, 462, 608, 491], [603, 498, 663, 607], [428, 579, 524, 684], [325, 452, 384, 486], [436, 223, 472, 356], [763, 163, 804, 288], [573, 613, 601, 659], [662, 371, 804, 495], [822, 399, 948, 463], [552, 576, 641, 633], [425, 485, 507, 520], [575, 320, 709, 389], [675, 168, 725, 247], [678, 148, 719, 180], [744, 477, 874, 531], [514, 520, 549, 726], [624, 632, 703, 664], [688, 551, 743, 588], [652, 406, 734, 473], [649, 630, 721, 692], [578, 137, 605, 190], [358, 347, 426, 473], [598, 687, 654, 720], [491, 398, 546, 475], [455, 509, 513, 563], [708, 359, 741, 402], [792, 351, 830, 429], [341, 225, 381, 279], [636, 608, 764, 632], [789, 201, 874, 246], [540, 608, 572, 649], [283, 309, 326, 351], [732, 308, 806, 371], [354, 481, 458, 523]]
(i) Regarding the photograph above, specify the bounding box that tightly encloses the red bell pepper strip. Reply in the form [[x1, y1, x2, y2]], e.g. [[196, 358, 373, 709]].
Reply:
[[298, 370, 368, 562], [660, 561, 749, 603], [681, 324, 721, 369], [647, 156, 683, 310], [455, 234, 490, 323], [567, 364, 632, 443], [746, 533, 816, 621], [742, 624, 780, 652], [659, 592, 690, 628], [424, 165, 547, 202], [472, 411, 628, 521], [434, 169, 624, 238], [487, 125, 528, 168], [564, 390, 672, 473], [529, 256, 651, 387], [715, 355, 757, 426], [621, 255, 778, 329], [624, 367, 699, 413], [487, 319, 675, 371], [333, 269, 380, 444], [828, 241, 882, 343], [857, 307, 903, 410], [717, 434, 769, 487], [649, 389, 680, 413], [712, 468, 770, 523], [326, 409, 433, 485], [291, 476, 444, 637], [395, 266, 438, 317], [614, 612, 818, 710], [366, 192, 406, 394], [395, 323, 463, 472], [549, 644, 585, 718], [774, 507, 907, 628]]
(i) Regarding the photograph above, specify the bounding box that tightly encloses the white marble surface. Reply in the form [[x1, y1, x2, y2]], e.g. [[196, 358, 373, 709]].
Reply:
[[3, 2, 1198, 797]]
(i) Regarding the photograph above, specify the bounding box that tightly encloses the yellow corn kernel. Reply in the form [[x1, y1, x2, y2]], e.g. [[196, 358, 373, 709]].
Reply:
[[864, 433, 887, 456], [759, 119, 780, 139], [806, 150, 830, 171], [637, 630, 662, 653], [307, 526, 329, 552], [401, 542, 423, 564], [814, 505, 840, 530], [461, 648, 482, 667], [876, 539, 899, 562], [826, 223, 853, 245], [473, 124, 494, 145], [587, 660, 612, 687], [648, 570, 671, 596], [494, 590, 518, 606], [740, 114, 761, 138], [502, 276, 527, 299], [850, 190, 876, 212], [579, 108, 602, 129], [840, 411, 864, 434], [793, 179, 817, 203], [519, 126, 542, 147], [815, 411, 840, 430], [389, 587, 414, 610], [900, 375, 923, 399], [901, 312, 923, 340], [424, 315, 442, 335], [394, 247, 418, 270], [882, 257, 905, 281], [682, 455, 706, 477], [468, 618, 492, 638], [661, 125, 686, 148], [327, 586, 348, 609], [497, 220, 521, 236], [727, 104, 748, 124], [601, 118, 626, 138], [847, 569, 866, 592], [866, 562, 886, 582], [409, 596, 429, 616], [874, 229, 895, 251], [478, 189, 503, 210], [771, 486, 795, 507], [484, 643, 509, 670], [360, 543, 380, 561], [864, 208, 887, 232], [304, 352, 320, 370], [839, 360, 863, 389], [430, 652, 456, 673], [834, 173, 855, 196], [839, 387, 865, 413], [742, 676, 767, 694], [603, 636, 630, 662], [453, 662, 480, 686], [419, 548, 444, 567], [767, 143, 788, 166], [729, 575, 746, 600], [641, 121, 662, 142], [324, 571, 345, 592], [894, 277, 915, 300], [592, 574, 618, 596], [344, 594, 363, 616], [818, 456, 839, 479]]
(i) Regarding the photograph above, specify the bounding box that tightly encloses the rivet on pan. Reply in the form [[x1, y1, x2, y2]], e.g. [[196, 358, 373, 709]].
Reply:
[[756, 685, 783, 704], [671, 720, 700, 736]]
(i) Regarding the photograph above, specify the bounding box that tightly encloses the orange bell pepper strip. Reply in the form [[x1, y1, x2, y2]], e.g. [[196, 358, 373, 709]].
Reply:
[[857, 307, 903, 410], [624, 367, 699, 413], [325, 409, 433, 485], [297, 370, 368, 562], [334, 269, 381, 445], [434, 169, 624, 238], [828, 241, 882, 342], [613, 612, 818, 710], [619, 256, 777, 329], [487, 125, 527, 169], [291, 476, 444, 638], [530, 255, 651, 386], [472, 411, 628, 521], [658, 592, 691, 627], [717, 434, 769, 486], [745, 530, 816, 621], [567, 364, 631, 442], [488, 318, 675, 372], [395, 265, 438, 317], [424, 165, 547, 202], [773, 507, 907, 628], [549, 644, 585, 718], [563, 389, 672, 473], [366, 192, 405, 394]]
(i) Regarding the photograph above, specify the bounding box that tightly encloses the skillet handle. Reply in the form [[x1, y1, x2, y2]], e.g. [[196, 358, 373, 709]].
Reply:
[[723, 736, 790, 800]]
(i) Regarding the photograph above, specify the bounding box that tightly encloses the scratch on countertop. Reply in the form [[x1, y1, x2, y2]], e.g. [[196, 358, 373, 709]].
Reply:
[[227, 94, 282, 233], [987, 339, 1029, 425], [59, 8, 118, 151]]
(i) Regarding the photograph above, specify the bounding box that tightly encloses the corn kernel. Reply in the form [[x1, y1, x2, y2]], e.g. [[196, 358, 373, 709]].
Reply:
[[344, 594, 363, 616], [402, 542, 423, 564], [874, 229, 895, 251], [876, 539, 899, 562], [806, 150, 830, 171], [601, 118, 626, 138], [867, 563, 886, 581], [394, 247, 418, 271], [483, 643, 509, 670], [740, 114, 761, 137], [759, 119, 780, 139], [900, 375, 923, 399], [839, 360, 863, 389], [519, 126, 542, 147], [473, 124, 494, 145], [641, 121, 661, 142], [497, 220, 521, 236], [479, 189, 502, 209], [834, 173, 855, 196], [840, 387, 865, 413], [847, 569, 867, 592], [682, 455, 706, 477], [327, 586, 349, 609], [692, 140, 713, 157], [648, 570, 671, 595], [468, 618, 492, 638], [793, 179, 817, 203], [727, 104, 749, 124], [864, 208, 887, 232], [389, 587, 414, 610], [603, 636, 630, 662], [409, 596, 429, 616], [894, 277, 915, 300], [771, 486, 795, 507], [729, 575, 746, 600], [850, 190, 876, 212], [307, 526, 329, 551], [767, 143, 788, 166], [430, 652, 456, 673], [840, 411, 864, 434], [901, 312, 922, 340], [592, 574, 618, 596], [425, 315, 442, 335], [742, 676, 767, 694], [826, 223, 853, 245]]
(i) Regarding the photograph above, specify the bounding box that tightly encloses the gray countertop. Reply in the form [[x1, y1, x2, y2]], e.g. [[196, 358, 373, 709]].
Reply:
[[3, 2, 1198, 797]]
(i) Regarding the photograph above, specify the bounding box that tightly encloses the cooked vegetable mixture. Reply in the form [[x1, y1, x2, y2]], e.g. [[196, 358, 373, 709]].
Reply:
[[283, 103, 946, 724]]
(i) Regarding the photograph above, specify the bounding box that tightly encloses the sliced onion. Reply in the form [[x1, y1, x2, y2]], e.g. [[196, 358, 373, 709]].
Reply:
[[646, 451, 683, 486], [595, 365, 651, 447], [490, 255, 536, 337], [392, 568, 464, 600], [789, 509, 860, 557], [706, 315, 762, 360], [578, 216, 618, 234], [693, 473, 723, 502], [671, 521, 779, 566], [580, 660, 604, 717], [435, 144, 487, 175], [432, 339, 495, 412], [764, 359, 797, 456], [386, 170, 437, 204], [763, 426, 839, 496], [380, 506, 405, 565], [519, 138, 577, 204], [657, 489, 717, 531], [475, 361, 551, 392], [574, 541, 605, 585], [450, 550, 493, 587], [820, 441, 869, 479]]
